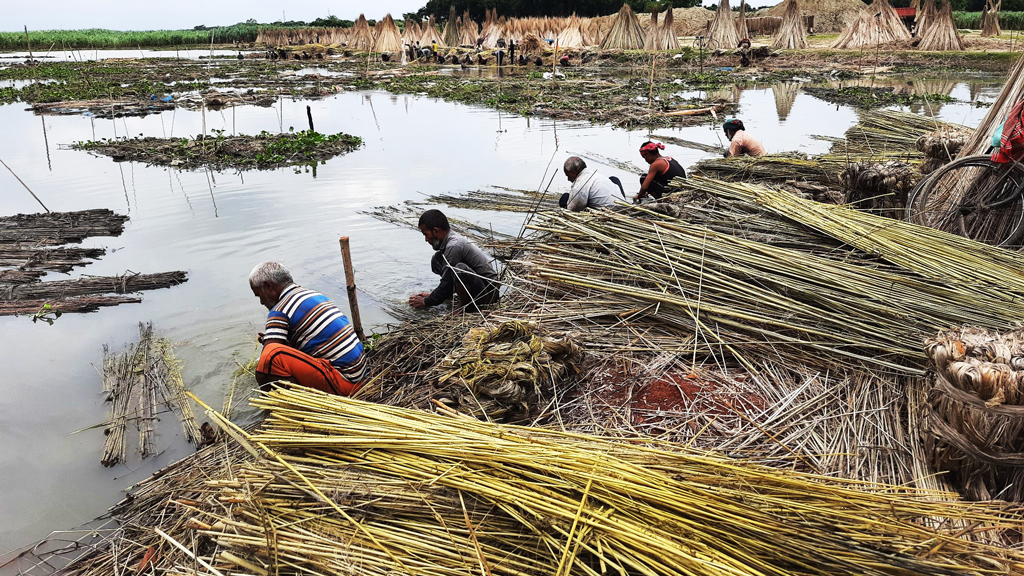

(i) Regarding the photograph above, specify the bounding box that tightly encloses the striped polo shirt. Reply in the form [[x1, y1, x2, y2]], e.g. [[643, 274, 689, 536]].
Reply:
[[264, 284, 366, 383]]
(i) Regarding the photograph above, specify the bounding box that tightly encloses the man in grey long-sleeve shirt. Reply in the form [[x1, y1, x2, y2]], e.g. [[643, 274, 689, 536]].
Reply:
[[408, 209, 500, 310]]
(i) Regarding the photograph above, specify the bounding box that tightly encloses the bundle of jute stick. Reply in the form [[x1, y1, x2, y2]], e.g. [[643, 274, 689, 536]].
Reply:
[[430, 320, 583, 422], [916, 126, 972, 174], [840, 160, 917, 219], [923, 327, 1024, 500]]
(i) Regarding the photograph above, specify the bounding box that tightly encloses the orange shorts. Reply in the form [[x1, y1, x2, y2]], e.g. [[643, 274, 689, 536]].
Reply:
[[256, 342, 360, 396]]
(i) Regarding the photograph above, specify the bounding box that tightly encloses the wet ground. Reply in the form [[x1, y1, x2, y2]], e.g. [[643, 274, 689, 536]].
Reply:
[[0, 59, 1001, 554]]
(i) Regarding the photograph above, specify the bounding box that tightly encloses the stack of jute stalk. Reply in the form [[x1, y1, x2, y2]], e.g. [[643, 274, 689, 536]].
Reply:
[[737, 0, 751, 39], [831, 0, 910, 49], [517, 177, 1024, 374], [100, 322, 201, 467], [372, 14, 402, 53], [963, 54, 1024, 156], [191, 386, 1024, 576], [982, 0, 1003, 36], [557, 13, 587, 48], [708, 0, 741, 48], [773, 0, 808, 49], [350, 14, 374, 50], [460, 11, 478, 45], [923, 327, 1024, 501], [600, 4, 646, 49], [917, 0, 964, 51], [915, 0, 937, 38], [442, 5, 461, 47]]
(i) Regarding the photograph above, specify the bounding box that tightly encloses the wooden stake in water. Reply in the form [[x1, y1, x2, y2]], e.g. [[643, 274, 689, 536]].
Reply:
[[306, 105, 314, 132], [24, 26, 34, 62], [0, 156, 49, 213], [339, 236, 366, 341]]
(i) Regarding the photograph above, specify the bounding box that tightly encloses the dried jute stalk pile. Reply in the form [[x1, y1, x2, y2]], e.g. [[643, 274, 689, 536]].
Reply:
[[922, 327, 1024, 500], [429, 320, 583, 422]]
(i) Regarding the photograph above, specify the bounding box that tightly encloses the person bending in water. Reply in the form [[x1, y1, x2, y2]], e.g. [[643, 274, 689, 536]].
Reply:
[[634, 141, 687, 202], [560, 156, 620, 211], [722, 119, 765, 157], [249, 261, 366, 396], [409, 210, 500, 311]]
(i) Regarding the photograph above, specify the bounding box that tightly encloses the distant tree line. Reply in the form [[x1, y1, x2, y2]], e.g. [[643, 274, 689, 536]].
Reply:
[[411, 0, 700, 22]]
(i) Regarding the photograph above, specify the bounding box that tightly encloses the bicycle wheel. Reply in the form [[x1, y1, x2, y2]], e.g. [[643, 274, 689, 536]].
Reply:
[[907, 155, 1024, 247]]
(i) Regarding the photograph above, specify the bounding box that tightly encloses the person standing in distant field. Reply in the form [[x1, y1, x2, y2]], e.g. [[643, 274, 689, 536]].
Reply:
[[722, 119, 765, 158], [249, 261, 366, 396], [509, 39, 516, 64], [634, 141, 687, 202], [408, 210, 500, 311]]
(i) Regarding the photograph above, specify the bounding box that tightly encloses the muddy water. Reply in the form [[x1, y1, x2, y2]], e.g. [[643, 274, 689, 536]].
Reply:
[[0, 75, 999, 554]]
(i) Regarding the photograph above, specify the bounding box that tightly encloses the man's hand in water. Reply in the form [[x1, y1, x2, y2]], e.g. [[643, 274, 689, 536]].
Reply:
[[408, 292, 430, 309], [633, 192, 647, 204]]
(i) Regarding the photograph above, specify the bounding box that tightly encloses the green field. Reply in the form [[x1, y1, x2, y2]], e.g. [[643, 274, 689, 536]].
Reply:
[[954, 11, 1024, 30], [0, 25, 271, 51]]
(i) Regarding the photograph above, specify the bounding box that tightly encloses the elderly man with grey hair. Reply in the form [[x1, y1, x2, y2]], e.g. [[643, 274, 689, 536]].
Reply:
[[249, 261, 366, 396], [559, 156, 621, 212]]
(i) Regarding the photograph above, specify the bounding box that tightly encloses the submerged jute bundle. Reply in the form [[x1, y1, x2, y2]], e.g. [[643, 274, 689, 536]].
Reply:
[[430, 320, 583, 422], [923, 327, 1024, 500]]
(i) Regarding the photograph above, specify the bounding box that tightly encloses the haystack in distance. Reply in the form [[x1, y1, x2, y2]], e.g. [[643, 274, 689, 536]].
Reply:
[[831, 0, 911, 49], [600, 4, 646, 50]]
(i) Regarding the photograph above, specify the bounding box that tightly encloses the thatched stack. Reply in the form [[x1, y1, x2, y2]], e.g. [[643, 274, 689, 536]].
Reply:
[[482, 11, 505, 47], [643, 8, 661, 50], [830, 0, 911, 49], [585, 18, 603, 45], [420, 15, 445, 46], [661, 9, 681, 49], [556, 14, 587, 48], [922, 327, 1024, 501], [983, 0, 1003, 36], [737, 0, 751, 39], [916, 127, 972, 174], [709, 0, 741, 49], [349, 14, 374, 50], [442, 5, 461, 47], [403, 19, 418, 43], [917, 0, 964, 50], [915, 0, 936, 35], [373, 14, 403, 53], [763, 0, 860, 33], [600, 4, 646, 50], [773, 0, 808, 48], [461, 11, 479, 45]]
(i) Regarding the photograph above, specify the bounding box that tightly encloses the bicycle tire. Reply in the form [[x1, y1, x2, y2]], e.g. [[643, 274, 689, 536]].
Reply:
[[908, 154, 1024, 247]]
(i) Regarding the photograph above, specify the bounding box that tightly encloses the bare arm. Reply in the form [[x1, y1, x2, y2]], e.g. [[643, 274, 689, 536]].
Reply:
[[637, 159, 667, 198]]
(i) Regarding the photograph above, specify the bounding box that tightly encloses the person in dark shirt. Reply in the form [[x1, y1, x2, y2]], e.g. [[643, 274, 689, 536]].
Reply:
[[408, 210, 500, 310], [634, 141, 687, 201]]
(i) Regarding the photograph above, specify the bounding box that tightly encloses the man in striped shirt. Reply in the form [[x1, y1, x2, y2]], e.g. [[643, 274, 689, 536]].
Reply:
[[250, 261, 366, 396]]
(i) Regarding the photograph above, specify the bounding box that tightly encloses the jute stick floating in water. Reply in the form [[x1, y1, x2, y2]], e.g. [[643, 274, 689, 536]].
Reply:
[[0, 156, 49, 213]]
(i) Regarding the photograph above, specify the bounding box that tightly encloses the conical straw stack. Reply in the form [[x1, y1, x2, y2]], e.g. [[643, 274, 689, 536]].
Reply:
[[600, 4, 646, 50], [709, 0, 741, 48], [773, 0, 809, 49]]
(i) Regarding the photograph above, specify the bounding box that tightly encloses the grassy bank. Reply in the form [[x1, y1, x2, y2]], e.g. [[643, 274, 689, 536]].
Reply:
[[954, 11, 1024, 30], [0, 24, 272, 51]]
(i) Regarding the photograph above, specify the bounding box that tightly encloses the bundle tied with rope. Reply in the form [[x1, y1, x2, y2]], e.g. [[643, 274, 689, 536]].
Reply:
[[916, 127, 972, 175], [922, 327, 1024, 501], [430, 321, 583, 423], [839, 160, 917, 219]]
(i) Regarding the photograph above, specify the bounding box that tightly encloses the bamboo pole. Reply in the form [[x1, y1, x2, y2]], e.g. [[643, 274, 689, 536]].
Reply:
[[339, 236, 366, 341], [0, 156, 49, 213]]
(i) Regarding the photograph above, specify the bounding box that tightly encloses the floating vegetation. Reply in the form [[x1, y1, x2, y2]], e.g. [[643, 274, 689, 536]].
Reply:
[[73, 130, 362, 170], [803, 86, 958, 108]]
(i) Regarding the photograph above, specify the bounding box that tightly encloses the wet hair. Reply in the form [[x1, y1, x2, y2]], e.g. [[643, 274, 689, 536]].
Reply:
[[564, 156, 587, 174], [249, 261, 293, 288], [723, 119, 745, 133], [418, 209, 450, 231]]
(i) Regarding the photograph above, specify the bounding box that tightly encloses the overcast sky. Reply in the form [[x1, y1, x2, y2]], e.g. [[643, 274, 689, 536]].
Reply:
[[4, 1, 428, 32]]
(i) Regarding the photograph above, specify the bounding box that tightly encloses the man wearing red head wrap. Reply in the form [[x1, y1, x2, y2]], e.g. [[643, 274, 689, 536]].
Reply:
[[635, 141, 687, 202]]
